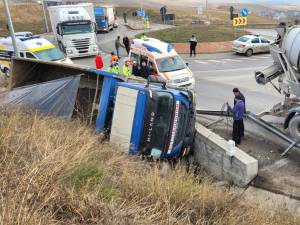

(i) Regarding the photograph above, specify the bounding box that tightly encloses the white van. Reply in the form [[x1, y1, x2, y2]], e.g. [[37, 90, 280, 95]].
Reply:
[[0, 32, 72, 77], [129, 38, 195, 88]]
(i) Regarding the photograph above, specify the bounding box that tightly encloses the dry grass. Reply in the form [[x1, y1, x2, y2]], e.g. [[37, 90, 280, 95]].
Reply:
[[0, 110, 299, 225], [0, 3, 45, 36]]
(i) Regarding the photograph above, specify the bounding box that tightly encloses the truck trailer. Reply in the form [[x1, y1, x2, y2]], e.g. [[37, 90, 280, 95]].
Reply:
[[48, 3, 98, 58], [94, 6, 117, 32], [6, 58, 196, 159]]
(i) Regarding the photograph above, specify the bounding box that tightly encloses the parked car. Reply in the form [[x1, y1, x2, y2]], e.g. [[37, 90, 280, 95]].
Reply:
[[232, 35, 273, 56]]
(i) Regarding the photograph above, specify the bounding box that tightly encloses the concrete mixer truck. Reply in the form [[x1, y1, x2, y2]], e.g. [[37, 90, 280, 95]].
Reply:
[[255, 23, 300, 142]]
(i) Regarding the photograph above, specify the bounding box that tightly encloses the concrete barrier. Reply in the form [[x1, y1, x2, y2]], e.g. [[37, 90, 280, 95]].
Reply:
[[193, 123, 258, 187]]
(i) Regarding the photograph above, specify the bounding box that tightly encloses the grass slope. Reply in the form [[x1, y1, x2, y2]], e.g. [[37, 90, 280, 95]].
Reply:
[[0, 110, 299, 225], [142, 25, 247, 43]]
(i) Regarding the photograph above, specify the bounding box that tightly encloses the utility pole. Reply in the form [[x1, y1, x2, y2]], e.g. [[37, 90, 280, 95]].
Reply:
[[206, 0, 209, 21], [2, 0, 19, 57], [42, 0, 49, 32]]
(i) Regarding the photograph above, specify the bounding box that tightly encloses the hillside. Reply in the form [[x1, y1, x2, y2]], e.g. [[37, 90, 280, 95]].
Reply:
[[0, 110, 299, 225]]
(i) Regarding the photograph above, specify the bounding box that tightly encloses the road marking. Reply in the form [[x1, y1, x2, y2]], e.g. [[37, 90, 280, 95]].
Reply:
[[253, 56, 270, 59], [207, 59, 225, 63], [194, 60, 209, 64], [222, 58, 243, 62], [193, 66, 265, 73]]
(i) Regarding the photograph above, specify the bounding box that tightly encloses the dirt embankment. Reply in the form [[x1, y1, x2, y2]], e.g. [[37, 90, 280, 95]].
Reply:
[[0, 111, 299, 225]]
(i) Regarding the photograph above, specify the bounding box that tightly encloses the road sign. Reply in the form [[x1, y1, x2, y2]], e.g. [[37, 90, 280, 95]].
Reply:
[[241, 8, 249, 17], [137, 9, 145, 17], [233, 17, 247, 26]]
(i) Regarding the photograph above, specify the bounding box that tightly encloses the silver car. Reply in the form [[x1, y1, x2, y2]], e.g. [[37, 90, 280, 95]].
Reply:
[[232, 35, 272, 57]]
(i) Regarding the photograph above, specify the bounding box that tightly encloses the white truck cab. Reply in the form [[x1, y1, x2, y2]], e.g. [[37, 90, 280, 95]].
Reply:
[[48, 3, 99, 58], [129, 38, 195, 89], [0, 32, 72, 77]]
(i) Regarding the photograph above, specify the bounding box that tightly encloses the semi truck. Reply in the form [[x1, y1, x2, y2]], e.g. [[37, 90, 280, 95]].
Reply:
[[94, 6, 117, 32], [7, 58, 196, 159], [255, 24, 300, 142], [48, 3, 99, 58]]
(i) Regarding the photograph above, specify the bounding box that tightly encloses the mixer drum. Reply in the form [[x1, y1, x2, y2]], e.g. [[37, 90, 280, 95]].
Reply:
[[282, 27, 300, 72]]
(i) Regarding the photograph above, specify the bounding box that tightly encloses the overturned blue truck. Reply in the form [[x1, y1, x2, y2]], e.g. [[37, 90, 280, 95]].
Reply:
[[2, 58, 196, 159]]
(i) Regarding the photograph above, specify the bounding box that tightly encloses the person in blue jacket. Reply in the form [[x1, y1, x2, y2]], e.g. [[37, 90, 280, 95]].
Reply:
[[227, 95, 245, 145], [233, 88, 246, 137]]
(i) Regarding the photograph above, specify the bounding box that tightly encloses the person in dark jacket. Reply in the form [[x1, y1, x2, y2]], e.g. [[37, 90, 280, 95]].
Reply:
[[227, 95, 245, 145], [132, 61, 140, 76], [115, 36, 121, 58], [123, 36, 130, 55], [233, 88, 246, 137], [139, 61, 151, 79], [189, 35, 198, 57]]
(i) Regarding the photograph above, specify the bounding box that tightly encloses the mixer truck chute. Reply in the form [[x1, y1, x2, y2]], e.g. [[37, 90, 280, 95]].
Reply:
[[255, 24, 300, 141]]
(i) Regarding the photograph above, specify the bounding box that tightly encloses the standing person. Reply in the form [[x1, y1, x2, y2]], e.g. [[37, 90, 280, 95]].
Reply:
[[233, 88, 246, 110], [233, 88, 246, 137], [110, 51, 118, 64], [227, 95, 245, 145], [139, 61, 151, 79], [123, 12, 127, 24], [140, 33, 147, 41], [189, 35, 198, 57], [122, 59, 132, 78], [123, 36, 131, 55], [95, 52, 104, 70], [132, 60, 140, 77], [115, 36, 121, 58]]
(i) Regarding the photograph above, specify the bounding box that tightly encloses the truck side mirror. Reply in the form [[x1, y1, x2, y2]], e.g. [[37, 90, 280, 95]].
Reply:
[[56, 26, 60, 35]]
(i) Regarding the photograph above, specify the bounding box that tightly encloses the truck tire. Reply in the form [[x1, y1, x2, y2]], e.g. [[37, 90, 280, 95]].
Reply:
[[3, 68, 10, 78], [288, 115, 300, 142], [246, 49, 253, 57]]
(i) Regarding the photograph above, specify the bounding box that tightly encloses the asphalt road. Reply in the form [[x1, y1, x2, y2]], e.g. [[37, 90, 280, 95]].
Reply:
[[185, 53, 282, 113]]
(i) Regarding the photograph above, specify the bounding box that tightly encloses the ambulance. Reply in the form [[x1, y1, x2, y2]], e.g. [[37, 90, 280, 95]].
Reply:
[[0, 32, 72, 77], [129, 38, 195, 89]]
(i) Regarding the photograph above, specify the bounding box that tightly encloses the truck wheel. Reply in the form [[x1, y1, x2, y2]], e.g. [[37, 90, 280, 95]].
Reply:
[[246, 49, 253, 57], [288, 115, 300, 142], [3, 68, 10, 78]]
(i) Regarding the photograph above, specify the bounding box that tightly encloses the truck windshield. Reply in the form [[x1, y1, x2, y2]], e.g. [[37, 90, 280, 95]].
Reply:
[[34, 48, 65, 61], [96, 16, 106, 21], [151, 92, 174, 151], [61, 23, 92, 35], [156, 56, 186, 73]]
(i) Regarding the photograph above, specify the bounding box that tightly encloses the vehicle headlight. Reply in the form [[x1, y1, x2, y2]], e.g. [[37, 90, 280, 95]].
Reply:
[[66, 49, 73, 54]]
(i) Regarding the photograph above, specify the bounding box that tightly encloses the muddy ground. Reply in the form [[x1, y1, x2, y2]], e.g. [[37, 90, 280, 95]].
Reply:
[[198, 115, 300, 200]]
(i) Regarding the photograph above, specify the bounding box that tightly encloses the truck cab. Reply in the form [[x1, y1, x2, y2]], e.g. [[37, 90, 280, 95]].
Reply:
[[97, 78, 196, 159], [48, 3, 99, 58], [94, 6, 117, 32], [9, 58, 195, 160]]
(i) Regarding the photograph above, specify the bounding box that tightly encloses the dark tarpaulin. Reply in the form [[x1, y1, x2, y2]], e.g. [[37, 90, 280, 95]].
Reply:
[[0, 76, 80, 119]]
